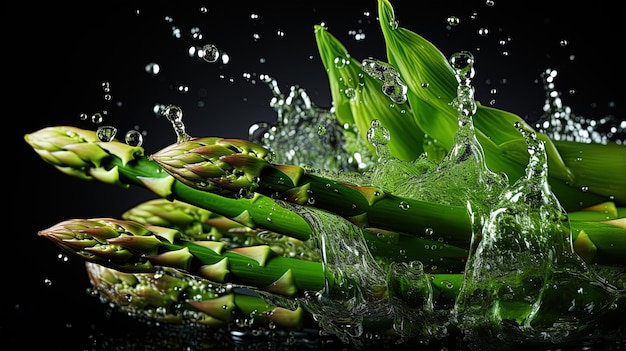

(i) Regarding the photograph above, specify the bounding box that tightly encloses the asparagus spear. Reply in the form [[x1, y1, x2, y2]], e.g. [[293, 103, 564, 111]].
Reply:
[[148, 133, 626, 267], [37, 214, 625, 344], [121, 198, 322, 261]]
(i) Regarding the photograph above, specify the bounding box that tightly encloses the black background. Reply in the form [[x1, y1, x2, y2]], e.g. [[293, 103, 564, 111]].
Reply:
[[6, 1, 624, 350]]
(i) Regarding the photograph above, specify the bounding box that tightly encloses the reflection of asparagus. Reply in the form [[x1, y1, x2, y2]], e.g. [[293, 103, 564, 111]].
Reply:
[[85, 262, 309, 329]]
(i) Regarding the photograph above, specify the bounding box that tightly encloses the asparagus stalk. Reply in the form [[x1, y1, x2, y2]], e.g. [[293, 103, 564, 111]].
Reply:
[[311, 0, 626, 213], [37, 215, 626, 343], [121, 198, 322, 261], [39, 217, 325, 294]]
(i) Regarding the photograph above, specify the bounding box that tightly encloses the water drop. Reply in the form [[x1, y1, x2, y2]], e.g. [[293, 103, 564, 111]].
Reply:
[[56, 253, 69, 262], [161, 104, 191, 143], [96, 126, 117, 142], [366, 119, 390, 146], [447, 16, 460, 26], [333, 57, 347, 69], [317, 124, 326, 135], [201, 44, 220, 63], [91, 112, 104, 124], [125, 129, 143, 146]]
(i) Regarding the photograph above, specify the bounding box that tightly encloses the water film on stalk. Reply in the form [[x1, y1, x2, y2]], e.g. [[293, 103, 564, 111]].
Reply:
[[288, 202, 445, 346]]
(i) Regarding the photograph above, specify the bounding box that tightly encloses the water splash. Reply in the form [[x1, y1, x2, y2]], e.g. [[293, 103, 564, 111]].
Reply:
[[361, 59, 408, 104], [454, 121, 624, 346], [292, 204, 391, 346], [248, 75, 375, 172], [161, 104, 192, 143], [365, 51, 508, 218], [290, 203, 445, 346], [535, 68, 625, 145]]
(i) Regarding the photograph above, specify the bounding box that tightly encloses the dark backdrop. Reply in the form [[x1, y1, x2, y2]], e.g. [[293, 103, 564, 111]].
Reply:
[[7, 1, 623, 350]]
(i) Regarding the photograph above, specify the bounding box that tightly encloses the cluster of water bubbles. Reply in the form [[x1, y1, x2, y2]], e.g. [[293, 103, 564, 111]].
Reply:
[[248, 74, 376, 172], [535, 68, 625, 145]]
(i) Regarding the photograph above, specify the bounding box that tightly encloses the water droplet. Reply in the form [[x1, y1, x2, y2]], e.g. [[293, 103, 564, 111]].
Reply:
[[333, 57, 347, 69], [161, 104, 191, 143], [447, 16, 460, 26], [96, 126, 117, 142], [317, 125, 326, 135], [201, 44, 220, 63], [367, 119, 390, 146], [399, 201, 410, 210], [91, 112, 104, 124], [125, 129, 143, 146]]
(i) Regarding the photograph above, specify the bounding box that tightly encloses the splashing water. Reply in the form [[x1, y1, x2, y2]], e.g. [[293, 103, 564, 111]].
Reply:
[[453, 121, 624, 346], [535, 68, 625, 145], [161, 104, 192, 143], [361, 58, 408, 104], [365, 51, 508, 225], [289, 202, 444, 346], [248, 75, 375, 172]]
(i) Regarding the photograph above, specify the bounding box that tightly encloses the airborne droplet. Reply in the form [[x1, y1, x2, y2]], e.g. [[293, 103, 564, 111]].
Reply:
[[201, 44, 220, 63], [125, 129, 143, 146], [96, 126, 117, 142]]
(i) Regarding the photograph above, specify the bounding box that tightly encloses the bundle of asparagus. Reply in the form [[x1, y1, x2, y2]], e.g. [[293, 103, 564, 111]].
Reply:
[[24, 0, 625, 349]]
